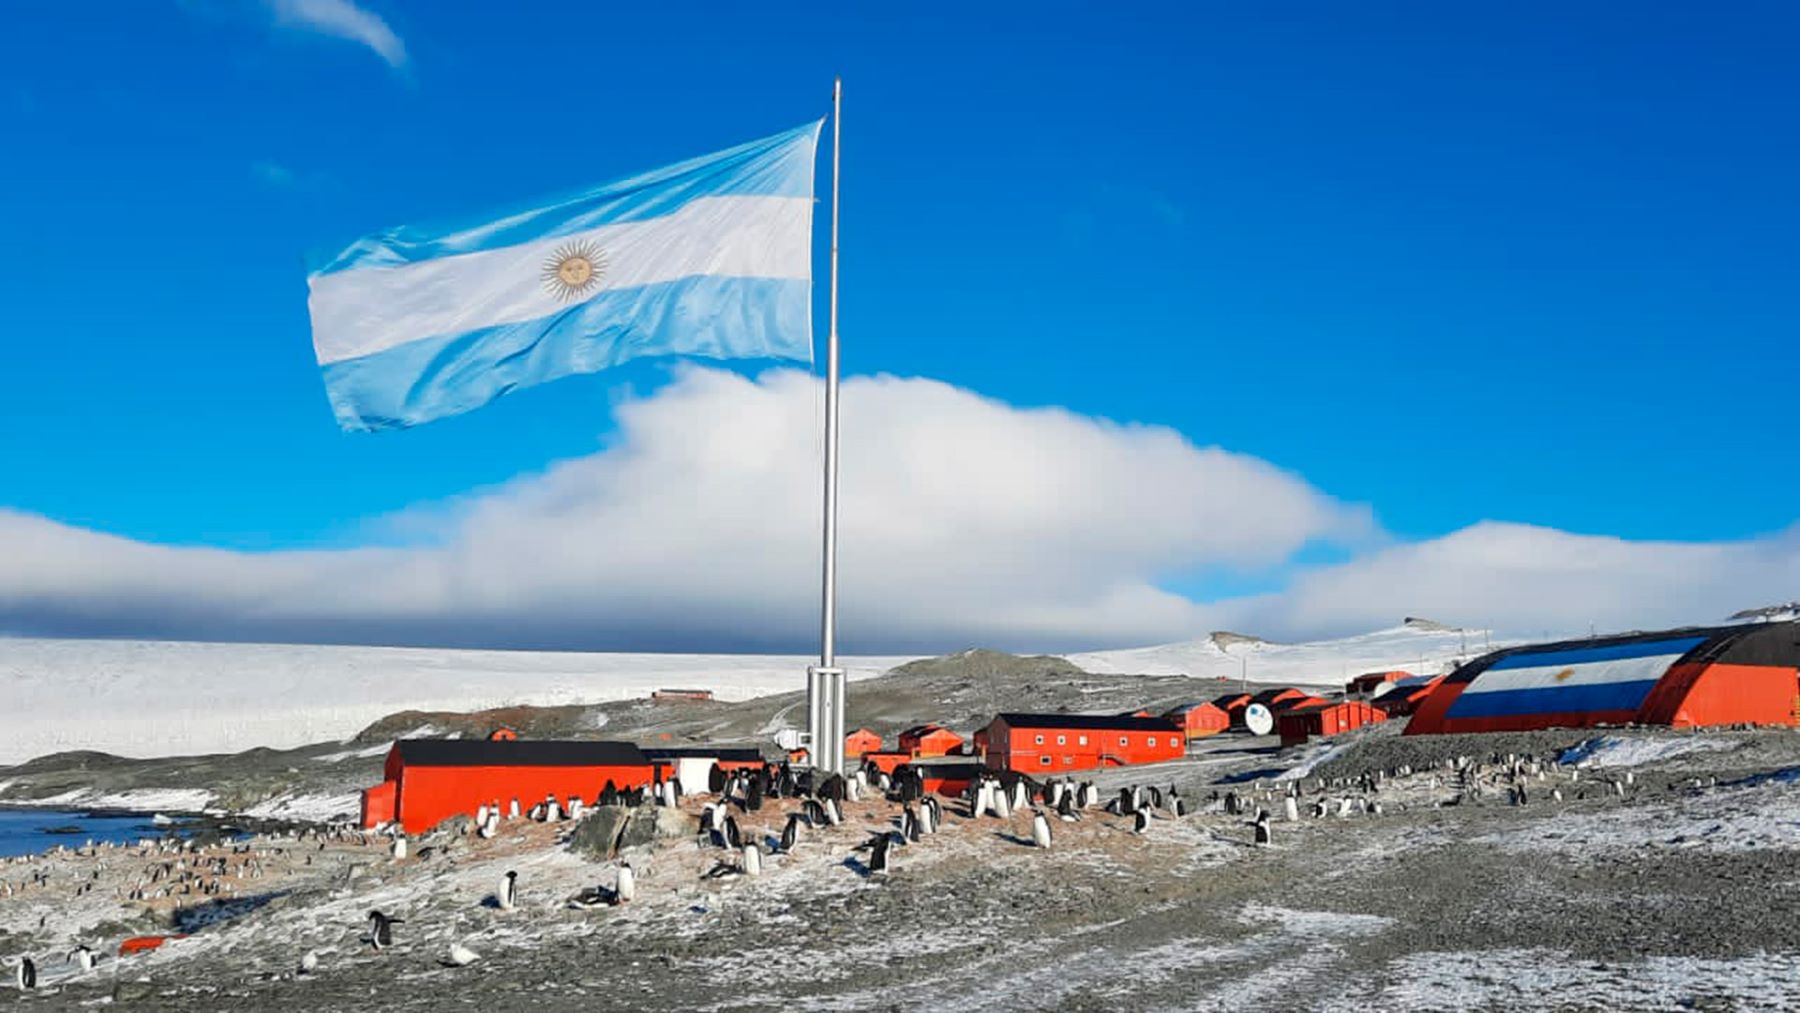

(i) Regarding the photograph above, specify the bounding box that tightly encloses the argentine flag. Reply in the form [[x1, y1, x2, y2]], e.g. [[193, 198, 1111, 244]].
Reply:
[[308, 121, 822, 431]]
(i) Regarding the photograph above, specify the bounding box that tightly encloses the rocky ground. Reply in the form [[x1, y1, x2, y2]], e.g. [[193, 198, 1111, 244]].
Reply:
[[1, 721, 1799, 1010]]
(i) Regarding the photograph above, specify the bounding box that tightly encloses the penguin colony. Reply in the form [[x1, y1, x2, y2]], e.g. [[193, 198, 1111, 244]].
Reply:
[[0, 745, 1650, 985]]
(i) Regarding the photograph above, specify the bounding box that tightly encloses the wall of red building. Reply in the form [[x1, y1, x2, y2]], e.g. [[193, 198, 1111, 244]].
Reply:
[[393, 763, 654, 833], [987, 722, 1183, 773]]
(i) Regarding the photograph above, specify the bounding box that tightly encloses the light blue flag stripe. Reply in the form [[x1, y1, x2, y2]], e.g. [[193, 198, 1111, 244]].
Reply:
[[308, 121, 821, 432]]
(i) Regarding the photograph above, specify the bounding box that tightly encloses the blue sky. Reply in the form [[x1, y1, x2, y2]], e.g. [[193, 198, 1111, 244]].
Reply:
[[0, 2, 1796, 651]]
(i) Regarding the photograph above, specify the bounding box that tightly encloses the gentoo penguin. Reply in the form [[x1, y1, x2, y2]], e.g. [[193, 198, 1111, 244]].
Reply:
[[1170, 796, 1187, 818], [1056, 789, 1078, 822], [615, 862, 636, 904], [508, 798, 521, 819], [901, 806, 919, 843], [68, 945, 96, 974], [1253, 811, 1272, 846], [1132, 809, 1150, 834], [15, 956, 36, 990], [1081, 782, 1099, 809], [824, 797, 843, 826], [1283, 796, 1300, 822], [801, 799, 826, 828], [367, 909, 402, 950], [444, 942, 480, 967], [390, 836, 408, 861], [708, 762, 727, 794], [1118, 787, 1136, 815], [1031, 810, 1052, 849], [723, 814, 743, 850], [497, 870, 518, 910], [780, 813, 802, 853], [1551, 787, 1564, 803], [479, 812, 499, 839], [475, 804, 490, 826], [920, 797, 940, 835], [845, 778, 862, 803], [544, 795, 563, 822], [567, 797, 585, 820], [1010, 781, 1028, 812], [742, 843, 763, 877], [868, 833, 891, 875], [992, 790, 1013, 821], [298, 949, 319, 975]]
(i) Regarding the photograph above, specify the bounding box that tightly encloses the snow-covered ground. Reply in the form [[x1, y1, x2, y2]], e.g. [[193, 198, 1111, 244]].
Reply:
[[1074, 623, 1504, 684], [0, 637, 910, 765]]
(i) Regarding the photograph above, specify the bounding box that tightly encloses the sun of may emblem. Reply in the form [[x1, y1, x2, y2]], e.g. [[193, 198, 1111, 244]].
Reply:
[[542, 240, 607, 301]]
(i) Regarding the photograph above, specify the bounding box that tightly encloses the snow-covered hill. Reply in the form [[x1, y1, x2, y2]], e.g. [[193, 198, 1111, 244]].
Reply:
[[1073, 624, 1505, 686], [0, 637, 908, 765]]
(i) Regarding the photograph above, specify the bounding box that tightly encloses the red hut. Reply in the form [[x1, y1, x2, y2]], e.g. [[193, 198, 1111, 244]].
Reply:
[[1373, 674, 1445, 717], [1164, 701, 1230, 740], [844, 728, 882, 758], [1277, 700, 1389, 747], [361, 739, 656, 833], [982, 713, 1184, 773], [1346, 670, 1410, 696], [899, 724, 965, 758]]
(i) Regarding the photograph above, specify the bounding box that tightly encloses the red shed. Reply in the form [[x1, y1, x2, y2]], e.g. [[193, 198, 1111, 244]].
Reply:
[[362, 739, 657, 833], [845, 728, 882, 757], [1277, 700, 1389, 747], [1212, 693, 1251, 726], [1346, 670, 1411, 696], [1164, 701, 1231, 740], [1252, 687, 1308, 709], [1373, 674, 1445, 717], [899, 724, 965, 757], [862, 751, 912, 776], [982, 713, 1184, 774]]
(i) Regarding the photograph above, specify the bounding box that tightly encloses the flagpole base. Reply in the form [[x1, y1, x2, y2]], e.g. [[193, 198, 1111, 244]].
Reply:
[[806, 666, 847, 775]]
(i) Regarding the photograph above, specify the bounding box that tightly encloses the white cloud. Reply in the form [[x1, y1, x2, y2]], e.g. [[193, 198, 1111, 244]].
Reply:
[[1221, 521, 1800, 642], [267, 0, 407, 71], [0, 369, 1363, 653], [3, 369, 1793, 654]]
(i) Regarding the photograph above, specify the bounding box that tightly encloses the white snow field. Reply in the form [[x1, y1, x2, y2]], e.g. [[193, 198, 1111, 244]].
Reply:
[[0, 623, 1499, 765], [1073, 623, 1501, 684], [0, 638, 909, 765]]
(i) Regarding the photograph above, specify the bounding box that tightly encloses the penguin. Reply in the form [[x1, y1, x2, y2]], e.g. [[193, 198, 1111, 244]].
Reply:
[[779, 812, 802, 854], [475, 803, 490, 826], [497, 870, 518, 910], [15, 957, 35, 989], [1010, 781, 1029, 812], [868, 833, 891, 875], [478, 812, 499, 839], [723, 814, 743, 851], [298, 949, 319, 975], [801, 799, 827, 828], [68, 945, 96, 974], [567, 797, 585, 821], [444, 942, 480, 967], [1170, 796, 1187, 818], [901, 806, 919, 843], [1056, 788, 1078, 822], [507, 798, 521, 819], [1132, 809, 1150, 834], [845, 778, 862, 803], [615, 862, 636, 904], [972, 780, 992, 819], [390, 836, 408, 861], [543, 795, 562, 822], [1284, 796, 1300, 822], [1551, 787, 1564, 803], [1118, 787, 1136, 816], [1253, 811, 1272, 846], [992, 790, 1013, 821], [367, 909, 402, 950], [1031, 810, 1052, 849], [746, 776, 765, 812], [1081, 782, 1099, 809], [708, 762, 727, 794], [920, 797, 940, 835], [742, 843, 763, 877], [824, 797, 843, 827]]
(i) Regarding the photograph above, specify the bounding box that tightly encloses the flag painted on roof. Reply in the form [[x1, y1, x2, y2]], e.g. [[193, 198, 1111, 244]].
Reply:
[[308, 121, 822, 431], [1442, 635, 1709, 721]]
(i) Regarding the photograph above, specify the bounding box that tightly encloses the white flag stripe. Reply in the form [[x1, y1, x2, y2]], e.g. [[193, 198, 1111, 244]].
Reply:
[[310, 195, 812, 366], [1460, 653, 1686, 696]]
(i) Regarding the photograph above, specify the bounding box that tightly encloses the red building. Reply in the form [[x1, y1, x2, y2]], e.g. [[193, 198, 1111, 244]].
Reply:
[[1164, 701, 1231, 740], [845, 728, 882, 757], [1212, 693, 1251, 726], [1345, 670, 1411, 696], [1277, 700, 1389, 747], [899, 724, 965, 757], [1373, 674, 1445, 717], [361, 739, 657, 833], [982, 713, 1185, 773]]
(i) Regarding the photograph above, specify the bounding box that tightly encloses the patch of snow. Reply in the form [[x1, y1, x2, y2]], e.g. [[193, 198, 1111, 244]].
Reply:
[[1072, 623, 1510, 686], [1275, 741, 1350, 782], [1559, 735, 1738, 769], [314, 742, 394, 763], [242, 792, 360, 823], [19, 787, 215, 813]]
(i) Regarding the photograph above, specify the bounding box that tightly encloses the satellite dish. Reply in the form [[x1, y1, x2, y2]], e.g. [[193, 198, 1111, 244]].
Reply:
[[773, 729, 806, 751], [1243, 703, 1274, 737]]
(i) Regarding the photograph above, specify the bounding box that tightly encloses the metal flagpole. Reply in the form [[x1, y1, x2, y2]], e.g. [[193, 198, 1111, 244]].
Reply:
[[806, 78, 846, 774]]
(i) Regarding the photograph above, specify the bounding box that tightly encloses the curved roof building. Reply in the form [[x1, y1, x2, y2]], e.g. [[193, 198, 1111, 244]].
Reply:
[[1406, 621, 1800, 735]]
